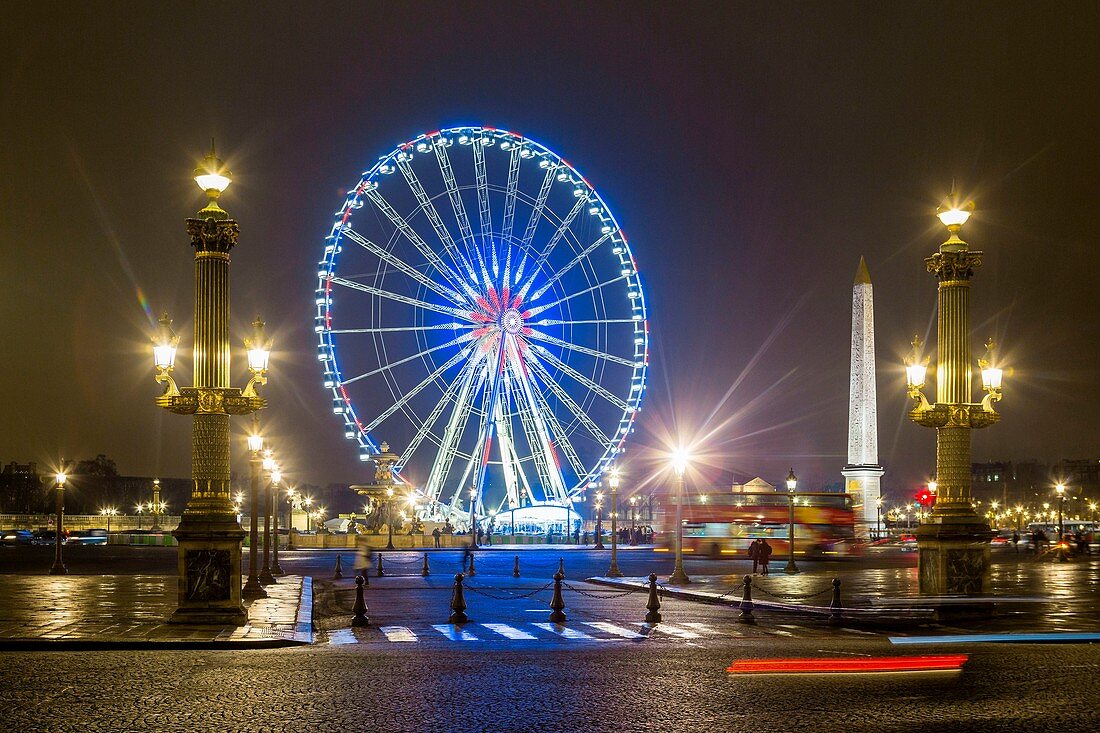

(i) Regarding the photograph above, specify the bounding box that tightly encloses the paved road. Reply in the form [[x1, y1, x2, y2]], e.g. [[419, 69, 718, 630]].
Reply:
[[2, 639, 1097, 731], [3, 546, 1100, 730]]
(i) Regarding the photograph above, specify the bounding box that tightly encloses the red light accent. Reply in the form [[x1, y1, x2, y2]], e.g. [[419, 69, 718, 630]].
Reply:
[[483, 125, 498, 131], [512, 295, 523, 309], [481, 438, 493, 466], [520, 310, 531, 319], [726, 655, 968, 675], [426, 130, 439, 138], [488, 286, 500, 313], [500, 287, 510, 308], [476, 297, 491, 314]]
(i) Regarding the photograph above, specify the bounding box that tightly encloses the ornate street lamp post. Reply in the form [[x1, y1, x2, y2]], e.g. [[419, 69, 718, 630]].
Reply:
[[669, 449, 691, 585], [468, 487, 478, 548], [151, 145, 271, 624], [594, 491, 605, 549], [607, 468, 623, 578], [243, 430, 265, 598], [100, 508, 118, 536], [629, 496, 638, 545], [271, 469, 285, 576], [49, 468, 68, 575], [905, 195, 1004, 595], [149, 479, 163, 532], [784, 468, 800, 574], [259, 451, 276, 584], [385, 487, 396, 550], [875, 497, 883, 540], [1055, 483, 1066, 560]]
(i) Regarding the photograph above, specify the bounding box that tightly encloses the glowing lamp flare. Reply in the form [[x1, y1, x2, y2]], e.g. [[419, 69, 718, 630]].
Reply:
[[153, 313, 179, 371], [194, 142, 232, 194], [727, 655, 968, 675], [247, 434, 264, 453], [785, 468, 797, 493], [671, 449, 690, 477]]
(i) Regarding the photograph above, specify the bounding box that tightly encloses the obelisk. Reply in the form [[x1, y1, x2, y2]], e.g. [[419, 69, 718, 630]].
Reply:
[[842, 256, 885, 538]]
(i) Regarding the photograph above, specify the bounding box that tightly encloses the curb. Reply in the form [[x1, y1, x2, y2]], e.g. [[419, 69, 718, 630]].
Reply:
[[586, 576, 937, 622]]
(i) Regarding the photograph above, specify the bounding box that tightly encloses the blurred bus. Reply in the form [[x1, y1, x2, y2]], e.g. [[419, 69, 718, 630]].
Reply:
[[655, 491, 859, 559]]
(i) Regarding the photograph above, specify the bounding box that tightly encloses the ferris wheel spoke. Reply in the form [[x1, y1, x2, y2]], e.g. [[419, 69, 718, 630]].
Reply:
[[517, 193, 590, 301], [423, 363, 485, 507], [528, 232, 614, 303], [526, 354, 614, 451], [528, 375, 587, 486], [526, 273, 630, 318], [504, 364, 554, 502], [360, 345, 473, 435], [434, 142, 490, 287], [508, 345, 574, 500], [528, 343, 634, 413], [523, 328, 635, 367], [330, 277, 472, 320], [501, 144, 522, 240], [396, 158, 480, 288], [340, 332, 472, 387], [395, 357, 479, 475], [528, 317, 637, 327], [330, 323, 476, 335], [520, 164, 557, 250], [472, 139, 496, 276], [342, 226, 468, 306], [493, 379, 522, 509], [363, 188, 471, 298]]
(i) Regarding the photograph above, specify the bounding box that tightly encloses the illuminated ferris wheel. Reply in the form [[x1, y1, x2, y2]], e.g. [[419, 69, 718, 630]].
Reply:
[[315, 126, 648, 521]]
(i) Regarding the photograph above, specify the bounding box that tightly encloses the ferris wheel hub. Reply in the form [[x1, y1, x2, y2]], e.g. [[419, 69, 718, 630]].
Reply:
[[501, 308, 524, 335]]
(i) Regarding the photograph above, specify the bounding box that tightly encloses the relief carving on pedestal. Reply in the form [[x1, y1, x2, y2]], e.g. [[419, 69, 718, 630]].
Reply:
[[185, 549, 232, 601], [945, 549, 985, 595]]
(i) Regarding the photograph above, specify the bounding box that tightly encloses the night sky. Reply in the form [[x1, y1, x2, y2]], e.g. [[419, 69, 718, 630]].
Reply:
[[3, 3, 1098, 501]]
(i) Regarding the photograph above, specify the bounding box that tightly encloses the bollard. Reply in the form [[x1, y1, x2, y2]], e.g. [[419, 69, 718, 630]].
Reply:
[[829, 578, 843, 625], [549, 570, 567, 622], [513, 555, 521, 578], [468, 553, 477, 577], [645, 573, 662, 624], [558, 557, 565, 578], [333, 554, 344, 580], [377, 553, 386, 578], [737, 574, 756, 624], [351, 575, 370, 627], [449, 573, 469, 624], [422, 552, 430, 577]]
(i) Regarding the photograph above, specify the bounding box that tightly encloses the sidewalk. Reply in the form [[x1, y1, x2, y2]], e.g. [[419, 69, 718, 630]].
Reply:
[[0, 574, 312, 649]]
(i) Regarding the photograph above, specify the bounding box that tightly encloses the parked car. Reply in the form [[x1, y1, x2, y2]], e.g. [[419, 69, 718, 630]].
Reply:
[[67, 528, 108, 546], [1, 529, 33, 546]]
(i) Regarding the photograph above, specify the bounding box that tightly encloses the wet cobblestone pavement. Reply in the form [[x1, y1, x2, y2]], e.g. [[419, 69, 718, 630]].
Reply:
[[0, 574, 311, 646]]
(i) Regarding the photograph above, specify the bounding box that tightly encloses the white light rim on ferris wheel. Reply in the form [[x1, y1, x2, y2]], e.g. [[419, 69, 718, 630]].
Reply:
[[314, 125, 648, 498]]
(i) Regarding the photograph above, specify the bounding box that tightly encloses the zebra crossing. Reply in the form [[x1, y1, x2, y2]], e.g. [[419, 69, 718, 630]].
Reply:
[[325, 619, 872, 646]]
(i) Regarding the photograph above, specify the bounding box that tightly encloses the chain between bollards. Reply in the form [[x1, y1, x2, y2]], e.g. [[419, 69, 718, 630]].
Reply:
[[829, 578, 843, 625], [421, 552, 430, 577], [645, 573, 662, 623], [549, 571, 567, 622], [737, 575, 755, 624], [449, 573, 469, 624], [352, 575, 369, 627], [376, 553, 386, 577], [513, 555, 520, 578], [333, 554, 344, 580]]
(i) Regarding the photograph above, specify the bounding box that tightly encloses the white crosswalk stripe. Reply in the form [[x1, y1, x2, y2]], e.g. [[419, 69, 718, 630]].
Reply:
[[432, 624, 480, 641], [482, 623, 537, 640], [531, 622, 598, 640], [679, 621, 740, 637], [335, 619, 872, 645], [644, 623, 702, 639], [584, 621, 646, 639], [379, 626, 418, 642]]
